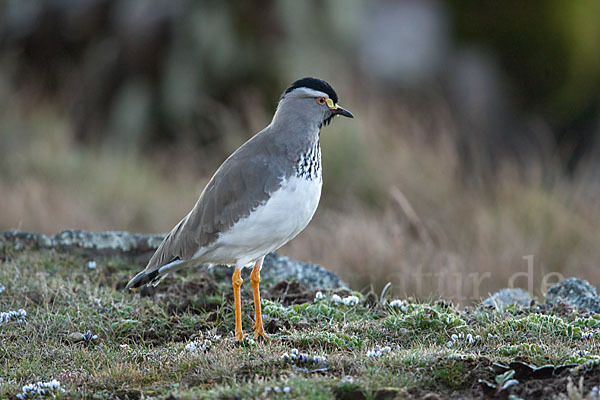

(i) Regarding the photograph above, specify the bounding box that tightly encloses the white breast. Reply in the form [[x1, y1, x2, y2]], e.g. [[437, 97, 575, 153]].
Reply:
[[195, 175, 322, 267]]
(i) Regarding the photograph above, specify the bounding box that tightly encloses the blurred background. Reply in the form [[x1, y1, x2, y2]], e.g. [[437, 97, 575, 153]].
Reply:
[[1, 0, 599, 303]]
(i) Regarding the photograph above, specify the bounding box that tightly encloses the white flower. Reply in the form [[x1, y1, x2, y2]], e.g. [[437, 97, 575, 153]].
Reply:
[[87, 261, 97, 270], [366, 345, 391, 357], [185, 339, 211, 352], [0, 284, 5, 294], [81, 330, 98, 342], [17, 379, 64, 399], [572, 349, 590, 357], [389, 299, 408, 312], [449, 332, 480, 346], [314, 291, 325, 302], [265, 385, 290, 394], [342, 295, 360, 306], [0, 309, 27, 325], [282, 349, 325, 365], [341, 376, 354, 384], [329, 294, 360, 306]]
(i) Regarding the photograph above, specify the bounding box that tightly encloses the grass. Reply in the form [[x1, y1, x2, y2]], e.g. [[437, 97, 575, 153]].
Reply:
[[1, 249, 599, 399]]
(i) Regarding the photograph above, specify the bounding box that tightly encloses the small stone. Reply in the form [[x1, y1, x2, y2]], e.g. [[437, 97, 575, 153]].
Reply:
[[481, 288, 532, 311], [67, 332, 85, 343]]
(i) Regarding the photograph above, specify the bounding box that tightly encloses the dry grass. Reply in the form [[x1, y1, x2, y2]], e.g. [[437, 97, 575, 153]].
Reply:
[[2, 90, 599, 304]]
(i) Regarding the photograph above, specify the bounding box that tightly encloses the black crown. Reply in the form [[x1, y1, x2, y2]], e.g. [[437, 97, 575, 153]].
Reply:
[[283, 77, 338, 104]]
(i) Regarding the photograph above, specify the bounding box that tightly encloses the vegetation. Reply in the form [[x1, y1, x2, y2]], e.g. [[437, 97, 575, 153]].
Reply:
[[1, 249, 599, 399]]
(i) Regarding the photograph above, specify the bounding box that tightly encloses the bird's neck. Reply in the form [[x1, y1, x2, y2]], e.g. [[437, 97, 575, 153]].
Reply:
[[270, 111, 321, 151]]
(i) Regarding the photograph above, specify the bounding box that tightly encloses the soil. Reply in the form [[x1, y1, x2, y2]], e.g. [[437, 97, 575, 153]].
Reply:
[[139, 271, 220, 314]]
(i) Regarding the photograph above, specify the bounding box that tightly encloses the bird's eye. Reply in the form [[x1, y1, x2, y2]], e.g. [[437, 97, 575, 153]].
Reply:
[[316, 96, 327, 105]]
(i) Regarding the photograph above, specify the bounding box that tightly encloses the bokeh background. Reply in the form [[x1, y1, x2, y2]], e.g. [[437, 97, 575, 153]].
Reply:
[[1, 0, 599, 303]]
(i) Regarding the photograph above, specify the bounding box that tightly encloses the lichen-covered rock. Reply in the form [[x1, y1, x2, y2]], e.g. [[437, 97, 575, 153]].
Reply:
[[1, 229, 165, 262], [1, 230, 347, 290], [263, 252, 346, 290], [481, 288, 532, 310], [190, 253, 347, 290], [545, 278, 600, 313]]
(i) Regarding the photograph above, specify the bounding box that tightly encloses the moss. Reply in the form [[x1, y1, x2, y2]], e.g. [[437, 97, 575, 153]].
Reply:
[[384, 303, 466, 334]]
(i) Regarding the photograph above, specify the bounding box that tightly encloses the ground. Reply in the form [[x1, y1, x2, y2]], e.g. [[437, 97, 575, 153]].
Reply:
[[1, 249, 600, 399]]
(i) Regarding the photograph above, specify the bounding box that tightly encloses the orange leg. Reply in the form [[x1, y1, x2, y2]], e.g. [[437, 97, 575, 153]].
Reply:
[[232, 269, 244, 341], [251, 258, 267, 340]]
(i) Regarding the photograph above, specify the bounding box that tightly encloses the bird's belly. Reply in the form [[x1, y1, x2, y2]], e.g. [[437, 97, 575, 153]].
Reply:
[[198, 175, 322, 266]]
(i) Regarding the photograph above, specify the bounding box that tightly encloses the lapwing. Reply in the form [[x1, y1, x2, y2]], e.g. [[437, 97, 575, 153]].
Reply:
[[126, 77, 353, 340]]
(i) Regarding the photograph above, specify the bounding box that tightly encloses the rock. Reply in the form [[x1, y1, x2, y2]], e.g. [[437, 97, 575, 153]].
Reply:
[[204, 252, 347, 290], [1, 230, 347, 290], [263, 252, 346, 290], [66, 330, 98, 343], [545, 278, 600, 313], [67, 332, 86, 343], [481, 288, 532, 310], [1, 229, 164, 262]]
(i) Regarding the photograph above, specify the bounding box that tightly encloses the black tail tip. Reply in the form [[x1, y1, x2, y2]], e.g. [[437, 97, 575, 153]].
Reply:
[[126, 270, 159, 289]]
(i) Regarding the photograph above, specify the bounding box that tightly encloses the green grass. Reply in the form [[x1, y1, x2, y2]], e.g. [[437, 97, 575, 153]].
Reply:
[[1, 250, 599, 399]]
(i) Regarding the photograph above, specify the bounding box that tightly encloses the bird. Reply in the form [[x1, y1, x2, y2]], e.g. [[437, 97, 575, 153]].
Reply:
[[126, 77, 353, 340]]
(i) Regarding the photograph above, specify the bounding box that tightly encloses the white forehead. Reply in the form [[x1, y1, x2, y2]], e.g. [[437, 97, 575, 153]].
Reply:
[[288, 87, 329, 98]]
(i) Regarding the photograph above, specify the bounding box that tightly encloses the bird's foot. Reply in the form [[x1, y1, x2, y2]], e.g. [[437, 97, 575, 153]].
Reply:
[[252, 321, 269, 341], [235, 329, 244, 341], [253, 325, 268, 341]]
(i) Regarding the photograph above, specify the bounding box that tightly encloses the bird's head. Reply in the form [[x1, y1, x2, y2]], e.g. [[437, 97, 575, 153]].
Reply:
[[274, 77, 354, 129]]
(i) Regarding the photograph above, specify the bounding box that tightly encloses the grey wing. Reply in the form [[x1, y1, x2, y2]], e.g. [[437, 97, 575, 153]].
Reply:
[[134, 136, 287, 278]]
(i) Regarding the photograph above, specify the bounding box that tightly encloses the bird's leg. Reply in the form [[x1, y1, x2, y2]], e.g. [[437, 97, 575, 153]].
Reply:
[[232, 268, 244, 341], [250, 258, 267, 340]]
